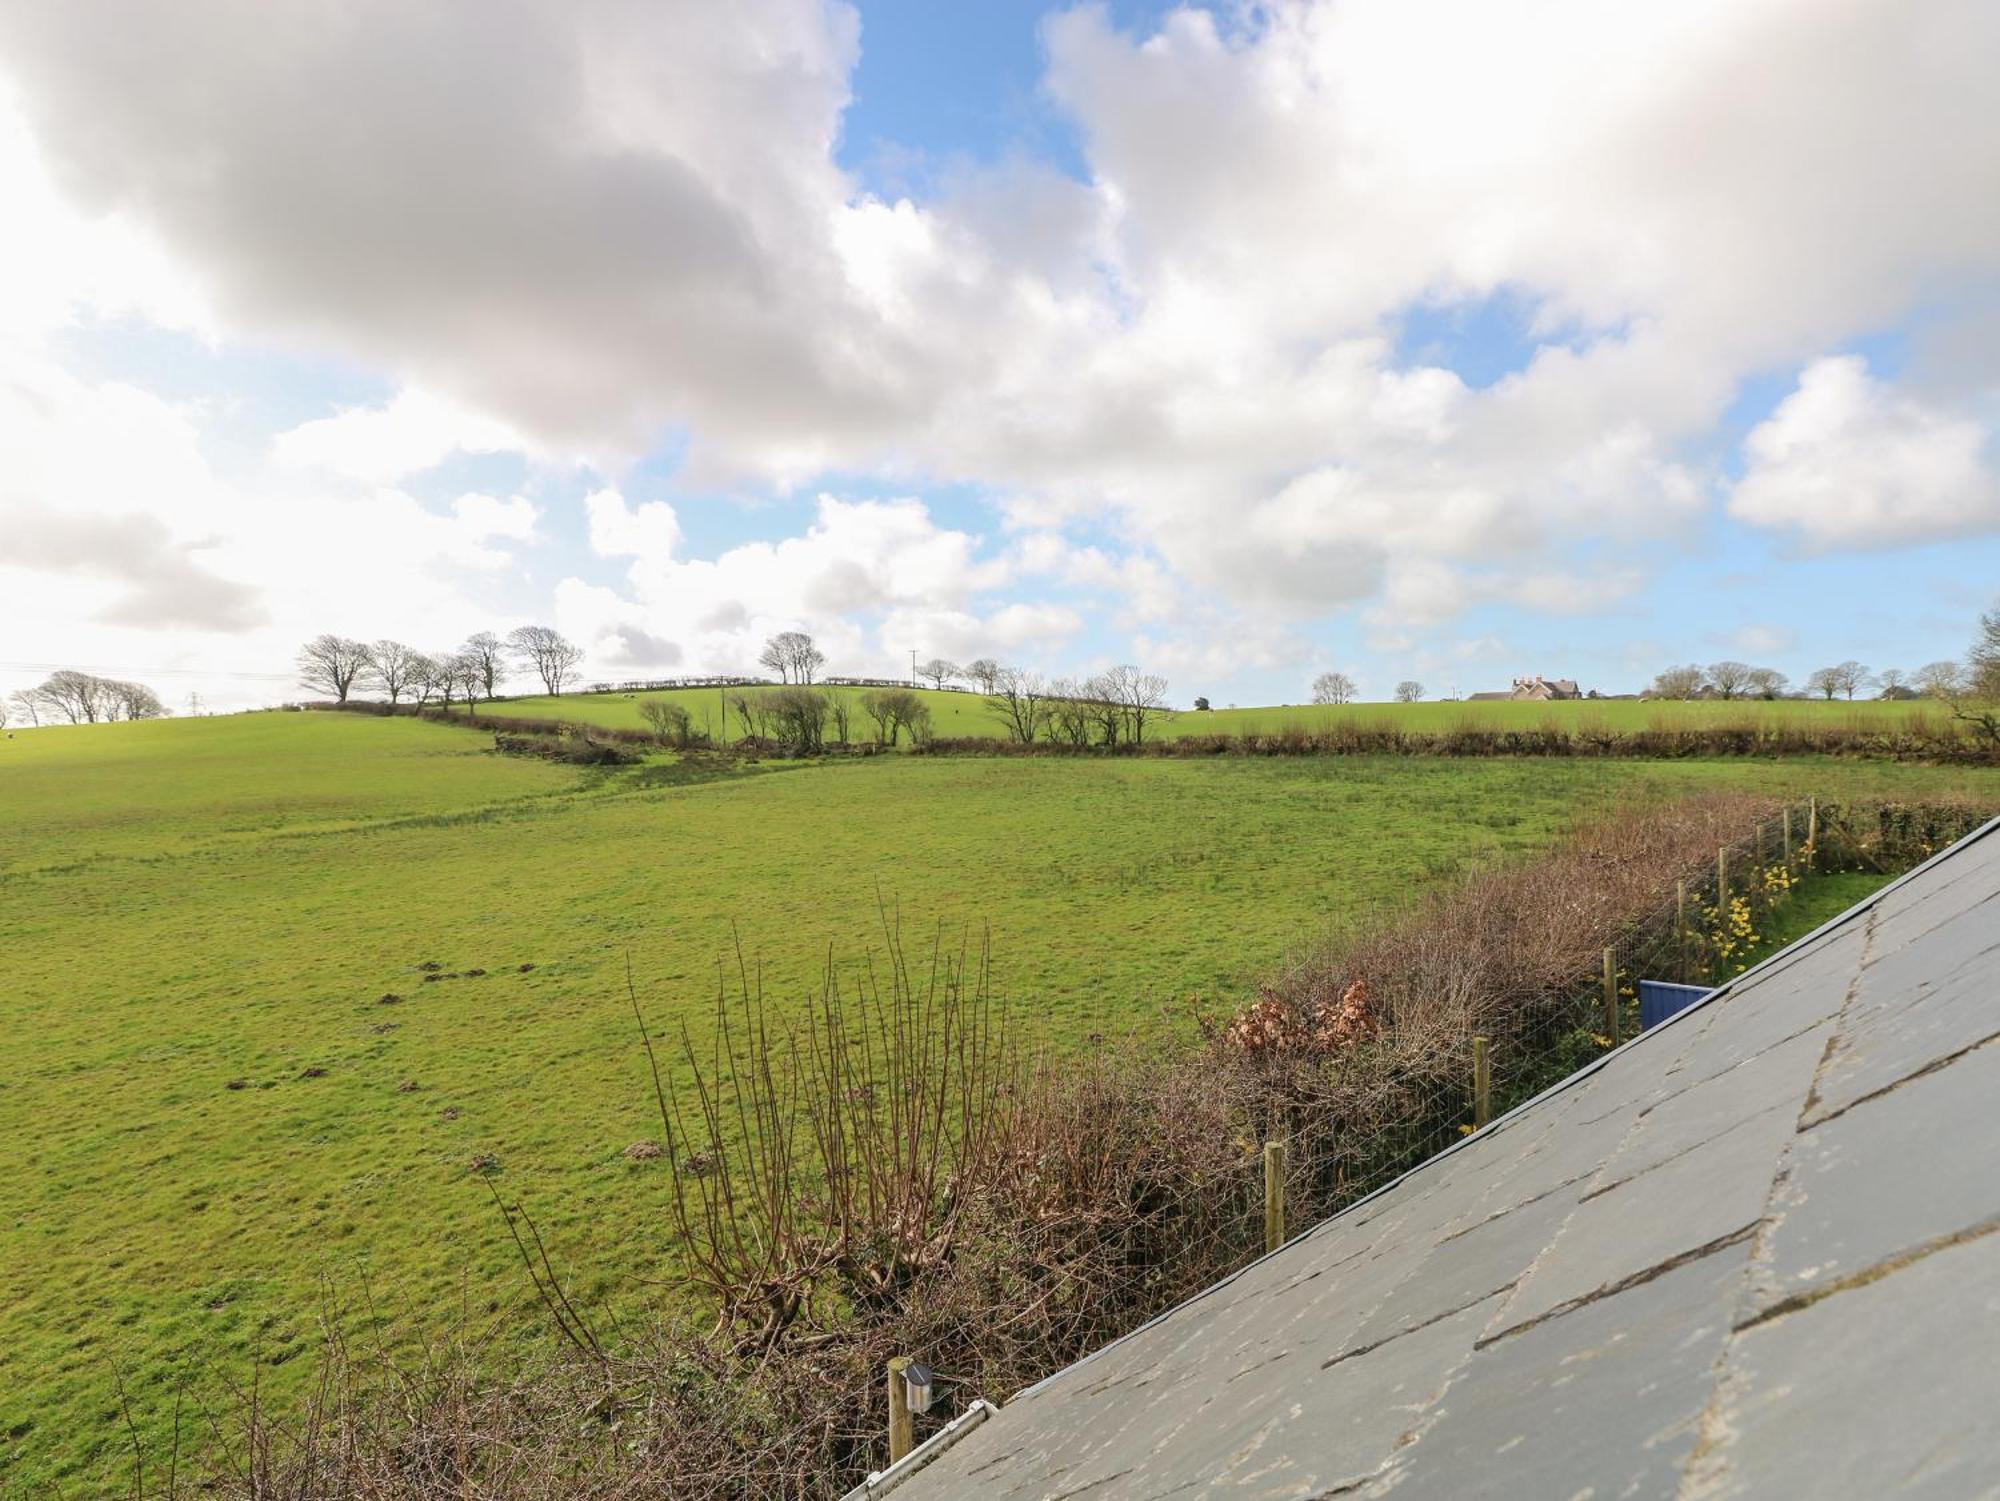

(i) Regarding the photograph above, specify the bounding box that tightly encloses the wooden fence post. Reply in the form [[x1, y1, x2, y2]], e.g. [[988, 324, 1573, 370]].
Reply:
[[888, 1356, 914, 1465], [1264, 1139, 1287, 1254], [1782, 807, 1793, 866], [1602, 947, 1620, 1047], [1676, 878, 1689, 975], [1807, 796, 1818, 869], [1717, 845, 1730, 904], [1472, 1036, 1491, 1129]]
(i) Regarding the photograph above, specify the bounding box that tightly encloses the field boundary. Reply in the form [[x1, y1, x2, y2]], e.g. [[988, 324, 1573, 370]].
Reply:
[[299, 698, 2000, 764]]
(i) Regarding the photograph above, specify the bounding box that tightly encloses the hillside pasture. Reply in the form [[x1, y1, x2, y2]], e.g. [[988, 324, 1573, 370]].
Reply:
[[4, 710, 1997, 1488], [0, 711, 589, 874]]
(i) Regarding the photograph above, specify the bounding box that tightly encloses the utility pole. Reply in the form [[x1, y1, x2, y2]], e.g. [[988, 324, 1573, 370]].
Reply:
[[187, 691, 203, 717], [910, 649, 918, 688]]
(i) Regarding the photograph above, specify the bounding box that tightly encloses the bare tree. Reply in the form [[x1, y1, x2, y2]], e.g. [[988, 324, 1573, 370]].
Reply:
[[1706, 661, 1755, 699], [414, 652, 461, 709], [460, 631, 507, 700], [1311, 671, 1357, 705], [1805, 666, 1841, 700], [916, 658, 958, 691], [729, 691, 771, 741], [859, 689, 895, 745], [104, 680, 168, 720], [1046, 680, 1094, 745], [1744, 667, 1789, 699], [1829, 660, 1873, 700], [507, 625, 585, 696], [898, 695, 933, 745], [1936, 607, 2000, 744], [405, 653, 443, 708], [1875, 667, 1909, 698], [1971, 606, 2000, 698], [858, 688, 929, 746], [1082, 677, 1125, 746], [369, 640, 424, 706], [25, 671, 167, 723], [1394, 680, 1424, 703], [454, 653, 492, 714], [759, 631, 824, 685], [766, 686, 830, 753], [828, 694, 852, 746], [1099, 663, 1170, 745], [37, 669, 110, 722], [963, 658, 1002, 693], [0, 697, 9, 731], [1649, 664, 1706, 700], [983, 668, 1049, 743], [1916, 660, 1966, 698], [296, 634, 374, 703], [32, 675, 80, 724], [7, 690, 38, 728], [639, 698, 693, 747]]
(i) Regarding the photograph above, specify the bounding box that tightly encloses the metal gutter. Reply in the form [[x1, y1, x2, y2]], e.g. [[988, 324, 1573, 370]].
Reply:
[[839, 1399, 1000, 1500]]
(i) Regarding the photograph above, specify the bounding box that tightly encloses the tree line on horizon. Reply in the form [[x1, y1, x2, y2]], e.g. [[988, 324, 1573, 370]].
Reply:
[[1645, 649, 1997, 703], [294, 626, 585, 709], [12, 606, 1995, 736], [4, 670, 168, 727]]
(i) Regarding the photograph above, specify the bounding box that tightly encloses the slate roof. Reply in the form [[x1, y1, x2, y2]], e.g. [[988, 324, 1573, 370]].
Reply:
[[878, 816, 2000, 1499]]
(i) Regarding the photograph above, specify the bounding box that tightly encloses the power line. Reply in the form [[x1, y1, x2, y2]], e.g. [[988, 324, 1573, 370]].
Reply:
[[0, 660, 295, 681]]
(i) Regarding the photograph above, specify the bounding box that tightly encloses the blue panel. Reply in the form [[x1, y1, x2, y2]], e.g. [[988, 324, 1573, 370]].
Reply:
[[1640, 980, 1712, 1030]]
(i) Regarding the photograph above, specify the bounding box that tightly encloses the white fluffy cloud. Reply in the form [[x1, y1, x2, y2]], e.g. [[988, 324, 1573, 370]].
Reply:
[[273, 390, 527, 484], [1728, 356, 1999, 549], [4, 0, 2000, 698], [558, 490, 1032, 676], [0, 347, 547, 706]]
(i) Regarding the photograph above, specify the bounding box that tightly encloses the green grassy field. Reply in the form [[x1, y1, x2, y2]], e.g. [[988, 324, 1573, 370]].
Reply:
[[4, 711, 1994, 1488], [466, 684, 1940, 742]]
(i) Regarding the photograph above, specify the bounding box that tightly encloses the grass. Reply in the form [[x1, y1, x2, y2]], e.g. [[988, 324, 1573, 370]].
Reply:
[[3, 710, 1995, 1489], [0, 712, 592, 874], [454, 685, 1943, 743], [1732, 870, 1900, 969]]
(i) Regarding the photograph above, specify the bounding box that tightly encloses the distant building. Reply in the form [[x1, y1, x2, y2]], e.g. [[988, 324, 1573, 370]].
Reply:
[[1466, 675, 1587, 702]]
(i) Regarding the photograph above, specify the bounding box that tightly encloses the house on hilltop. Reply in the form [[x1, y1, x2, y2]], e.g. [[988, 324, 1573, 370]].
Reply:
[[1466, 674, 1588, 702], [863, 816, 2000, 1499]]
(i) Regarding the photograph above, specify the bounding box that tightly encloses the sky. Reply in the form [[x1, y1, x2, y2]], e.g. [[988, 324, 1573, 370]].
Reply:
[[3, 0, 1999, 714]]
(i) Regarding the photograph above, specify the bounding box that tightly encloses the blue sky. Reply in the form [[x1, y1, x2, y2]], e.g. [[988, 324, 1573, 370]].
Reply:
[[3, 0, 1998, 712]]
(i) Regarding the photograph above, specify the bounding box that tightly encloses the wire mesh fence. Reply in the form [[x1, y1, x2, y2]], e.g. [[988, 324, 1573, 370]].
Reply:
[[1244, 795, 1993, 1253]]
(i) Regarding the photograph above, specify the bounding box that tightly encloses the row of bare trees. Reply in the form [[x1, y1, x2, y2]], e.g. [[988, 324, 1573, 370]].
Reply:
[[4, 670, 168, 727], [754, 631, 826, 685], [1648, 661, 1796, 699], [297, 627, 583, 708], [982, 664, 1170, 746], [1651, 650, 1991, 703], [718, 685, 934, 751], [910, 656, 1003, 693]]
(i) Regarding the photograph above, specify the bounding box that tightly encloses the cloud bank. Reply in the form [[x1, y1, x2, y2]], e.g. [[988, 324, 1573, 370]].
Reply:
[[3, 0, 2000, 699]]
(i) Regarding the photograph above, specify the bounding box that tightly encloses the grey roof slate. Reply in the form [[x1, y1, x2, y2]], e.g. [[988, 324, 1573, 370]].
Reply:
[[882, 816, 2000, 1500]]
